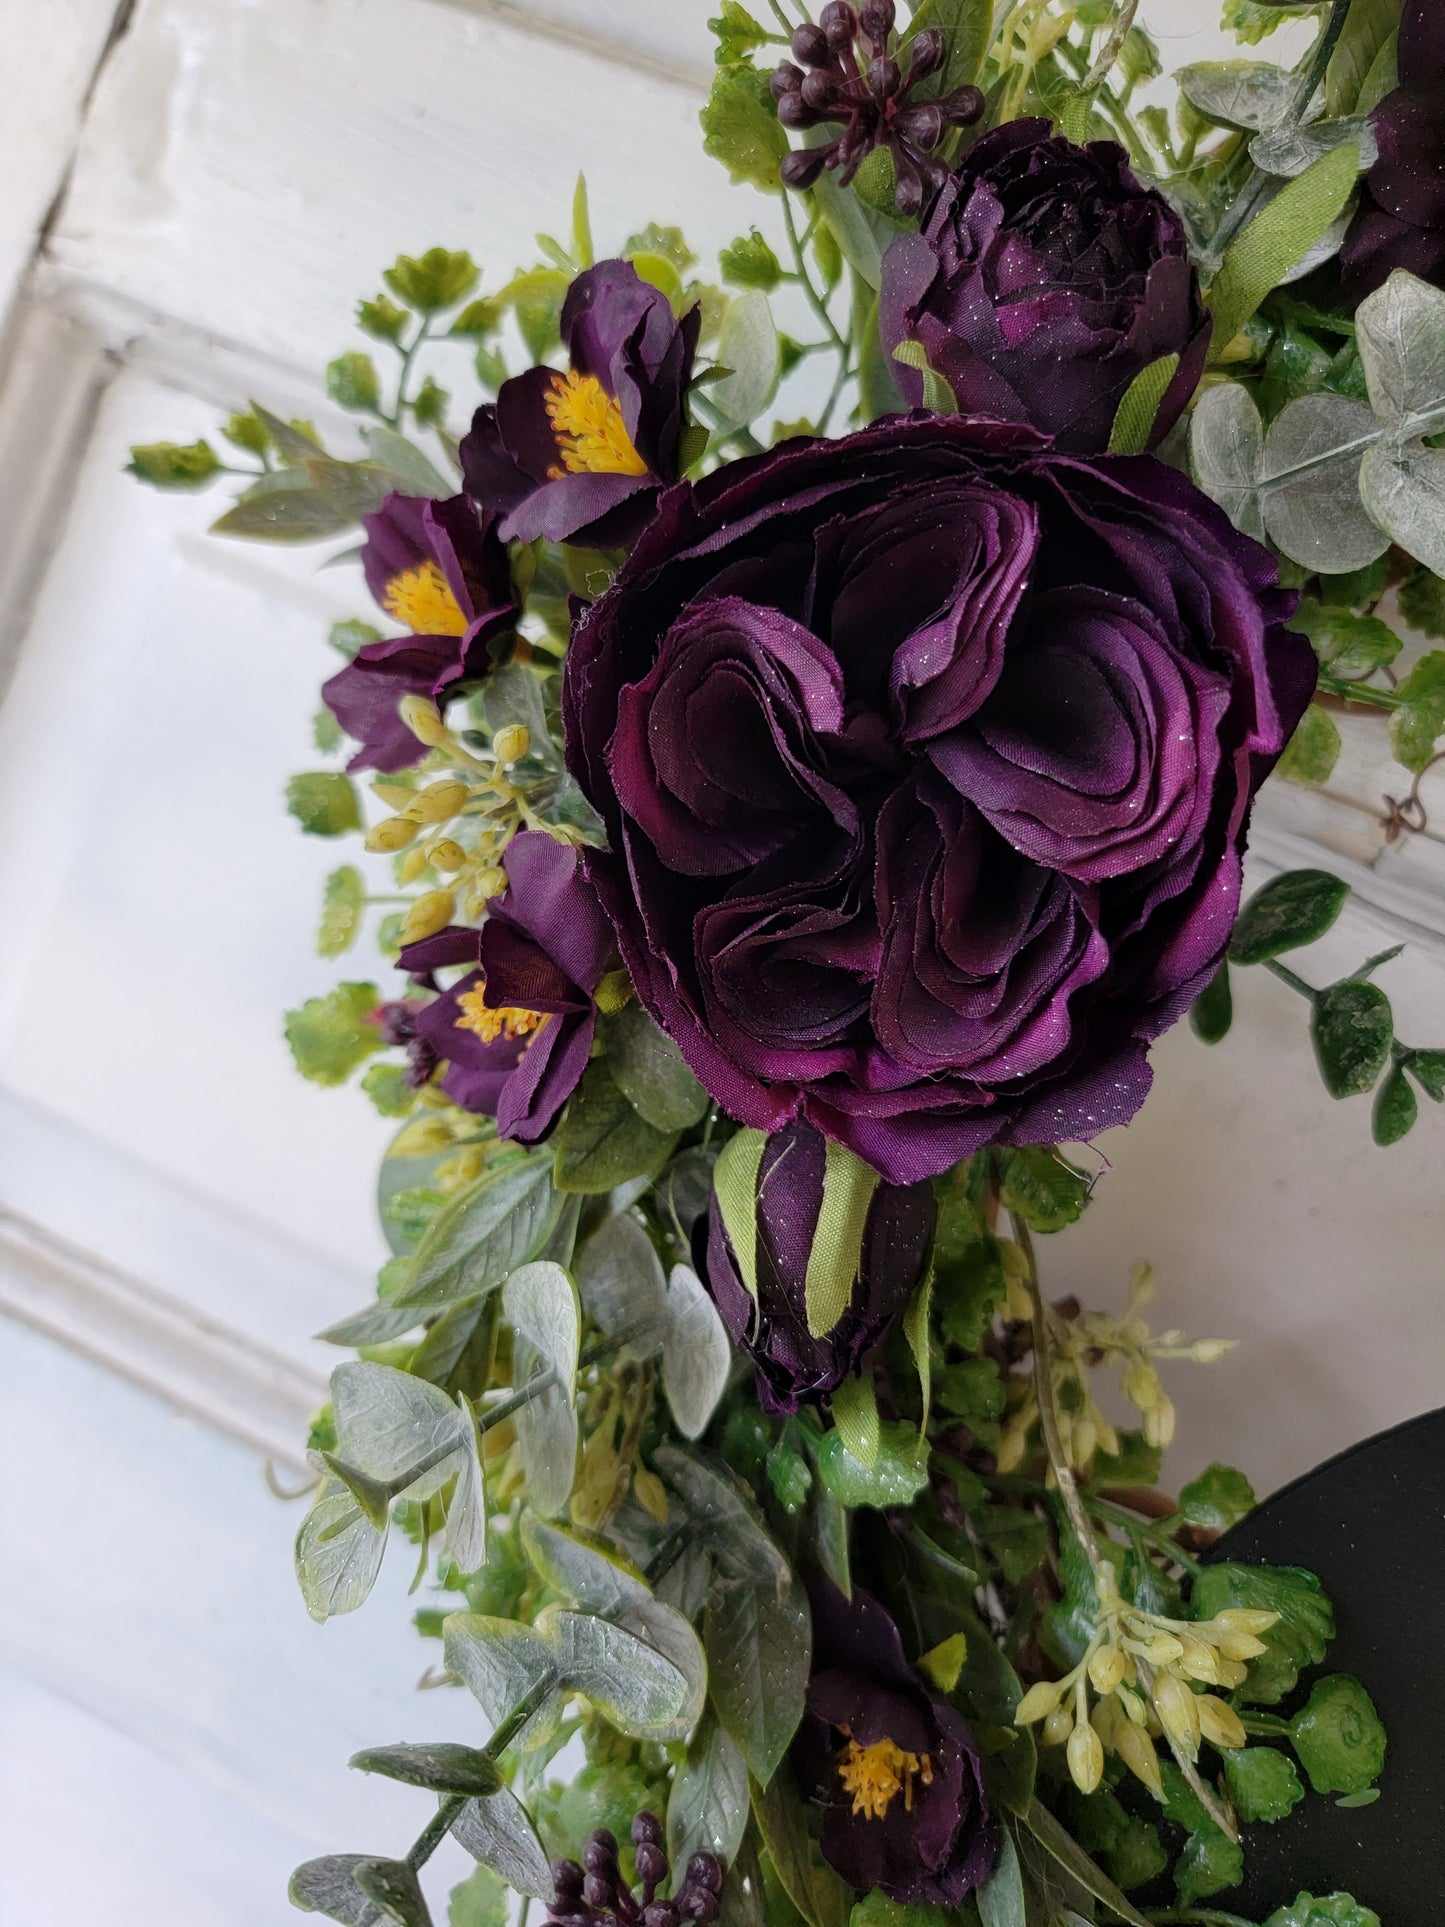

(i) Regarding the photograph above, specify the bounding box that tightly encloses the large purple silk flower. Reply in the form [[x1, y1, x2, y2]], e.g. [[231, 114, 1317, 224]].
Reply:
[[1341, 2, 1445, 299]]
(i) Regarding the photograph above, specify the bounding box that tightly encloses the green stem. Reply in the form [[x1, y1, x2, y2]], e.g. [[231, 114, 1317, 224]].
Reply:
[[1147, 1912, 1261, 1927], [1010, 1209, 1102, 1575], [781, 193, 847, 352], [485, 1671, 556, 1756], [1316, 671, 1405, 710], [1241, 1711, 1293, 1738], [1264, 959, 1316, 1001], [390, 318, 432, 426], [816, 344, 853, 434], [1086, 1496, 1203, 1575], [407, 1794, 466, 1870]]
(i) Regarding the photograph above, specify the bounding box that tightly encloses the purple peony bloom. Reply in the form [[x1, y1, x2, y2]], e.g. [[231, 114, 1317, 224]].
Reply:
[[563, 415, 1313, 1185], [702, 1118, 935, 1414], [1341, 2, 1445, 300], [322, 493, 516, 772], [461, 260, 700, 548], [398, 832, 613, 1142], [793, 1576, 996, 1905], [879, 120, 1211, 453]]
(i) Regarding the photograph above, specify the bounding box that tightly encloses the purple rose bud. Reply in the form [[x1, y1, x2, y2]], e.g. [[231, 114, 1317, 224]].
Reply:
[[879, 119, 1210, 452], [702, 1120, 935, 1413]]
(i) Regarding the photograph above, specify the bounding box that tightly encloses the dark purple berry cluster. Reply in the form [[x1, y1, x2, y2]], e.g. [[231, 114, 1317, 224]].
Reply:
[[546, 1816, 723, 1927], [771, 1, 985, 214]]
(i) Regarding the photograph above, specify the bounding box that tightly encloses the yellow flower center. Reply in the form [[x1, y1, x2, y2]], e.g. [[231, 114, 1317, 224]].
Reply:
[[544, 369, 649, 479], [382, 560, 468, 637], [836, 1737, 934, 1821], [454, 981, 549, 1047]]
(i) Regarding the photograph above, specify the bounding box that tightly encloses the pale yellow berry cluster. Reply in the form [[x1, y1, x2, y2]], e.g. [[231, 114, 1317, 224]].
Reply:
[[998, 1262, 1234, 1477], [1015, 1561, 1278, 1797]]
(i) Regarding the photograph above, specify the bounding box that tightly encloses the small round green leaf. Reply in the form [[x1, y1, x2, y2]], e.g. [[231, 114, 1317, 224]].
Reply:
[[1290, 1674, 1388, 1794], [349, 1742, 503, 1797], [1190, 962, 1234, 1044], [1372, 1063, 1418, 1144], [1312, 981, 1394, 1098]]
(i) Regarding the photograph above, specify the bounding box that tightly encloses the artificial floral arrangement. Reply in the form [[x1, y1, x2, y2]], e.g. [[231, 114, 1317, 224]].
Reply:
[[129, 0, 1445, 1921]]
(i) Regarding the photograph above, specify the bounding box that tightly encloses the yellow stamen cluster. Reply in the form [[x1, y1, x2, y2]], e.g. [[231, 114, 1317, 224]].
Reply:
[[382, 561, 469, 637], [998, 1262, 1234, 1477], [454, 982, 549, 1047], [836, 1738, 935, 1821], [544, 370, 649, 478], [1016, 1566, 1277, 1798]]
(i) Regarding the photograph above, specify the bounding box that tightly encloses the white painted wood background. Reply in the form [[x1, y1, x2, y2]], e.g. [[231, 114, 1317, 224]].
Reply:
[[0, 2, 1440, 1920]]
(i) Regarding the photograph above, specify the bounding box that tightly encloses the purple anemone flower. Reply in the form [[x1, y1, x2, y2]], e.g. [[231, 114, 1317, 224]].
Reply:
[[879, 120, 1211, 454], [1341, 2, 1445, 299], [398, 832, 612, 1142], [461, 260, 700, 548], [793, 1576, 997, 1904], [702, 1118, 934, 1415], [322, 492, 516, 772]]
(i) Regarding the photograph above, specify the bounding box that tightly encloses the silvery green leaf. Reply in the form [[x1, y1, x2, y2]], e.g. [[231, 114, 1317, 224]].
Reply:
[[654, 1445, 789, 1586], [444, 1613, 562, 1750], [602, 998, 711, 1132], [657, 1146, 718, 1241], [447, 1398, 488, 1575], [521, 1513, 651, 1614], [332, 1361, 470, 1498], [711, 291, 781, 429], [317, 1299, 427, 1346], [1262, 394, 1390, 572], [502, 1261, 581, 1401], [352, 1858, 433, 1927], [539, 1605, 692, 1738], [290, 1854, 383, 1925], [453, 1789, 554, 1900], [295, 1492, 387, 1622], [1356, 269, 1445, 425], [511, 1338, 578, 1516], [1189, 383, 1265, 539], [1278, 202, 1356, 283], [704, 1565, 811, 1783], [667, 1717, 750, 1869], [660, 1264, 732, 1441], [575, 1211, 669, 1359], [1177, 58, 1296, 132], [397, 1152, 561, 1311], [1250, 115, 1376, 178], [616, 1593, 708, 1742], [1360, 439, 1445, 576], [362, 423, 453, 498], [656, 1538, 715, 1619]]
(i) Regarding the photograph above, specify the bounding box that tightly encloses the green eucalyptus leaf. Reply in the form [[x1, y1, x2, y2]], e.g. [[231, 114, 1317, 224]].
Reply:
[[287, 772, 362, 836], [1290, 1673, 1387, 1792], [1373, 1063, 1417, 1143], [662, 1262, 732, 1440], [295, 1492, 386, 1622], [290, 1854, 384, 1925], [502, 1260, 580, 1402], [361, 424, 453, 499], [1251, 114, 1376, 180], [397, 1152, 561, 1310], [1189, 1563, 1334, 1703], [332, 1360, 469, 1496], [712, 289, 782, 428], [540, 1604, 693, 1739], [1229, 869, 1350, 965], [211, 467, 350, 541], [1177, 58, 1296, 132], [512, 1336, 578, 1517], [1355, 267, 1445, 426], [285, 982, 382, 1085], [602, 999, 710, 1131], [812, 169, 893, 289], [444, 1613, 562, 1749], [1262, 393, 1391, 574], [349, 1743, 502, 1797], [1178, 1463, 1256, 1530], [1312, 980, 1394, 1098], [352, 1858, 433, 1927], [575, 1210, 671, 1357], [706, 1565, 811, 1784], [668, 1716, 751, 1868], [1190, 381, 1266, 539], [1222, 1744, 1307, 1821], [452, 1789, 554, 1900], [1360, 437, 1445, 578], [553, 1061, 678, 1194]]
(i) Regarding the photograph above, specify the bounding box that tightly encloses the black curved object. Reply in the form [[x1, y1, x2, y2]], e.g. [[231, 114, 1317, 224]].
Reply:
[[1210, 1405, 1445, 1917]]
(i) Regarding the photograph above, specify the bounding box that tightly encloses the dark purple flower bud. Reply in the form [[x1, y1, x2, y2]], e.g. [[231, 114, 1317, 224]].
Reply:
[[896, 101, 942, 149], [686, 1856, 722, 1895], [792, 22, 830, 64], [400, 831, 613, 1143], [1341, 1, 1445, 298], [859, 0, 896, 48], [821, 2, 857, 48], [322, 493, 516, 774], [678, 1895, 717, 1922], [634, 1845, 668, 1893], [793, 1578, 997, 1904], [562, 415, 1314, 1185], [461, 260, 700, 549], [780, 147, 833, 190], [642, 1908, 675, 1927], [866, 54, 900, 97], [778, 90, 823, 127], [770, 61, 803, 97], [552, 1862, 586, 1900], [908, 26, 945, 79], [879, 120, 1210, 453], [940, 83, 985, 124], [801, 68, 841, 109], [584, 1830, 618, 1869], [893, 161, 926, 217], [702, 1119, 935, 1413], [631, 1814, 663, 1849]]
